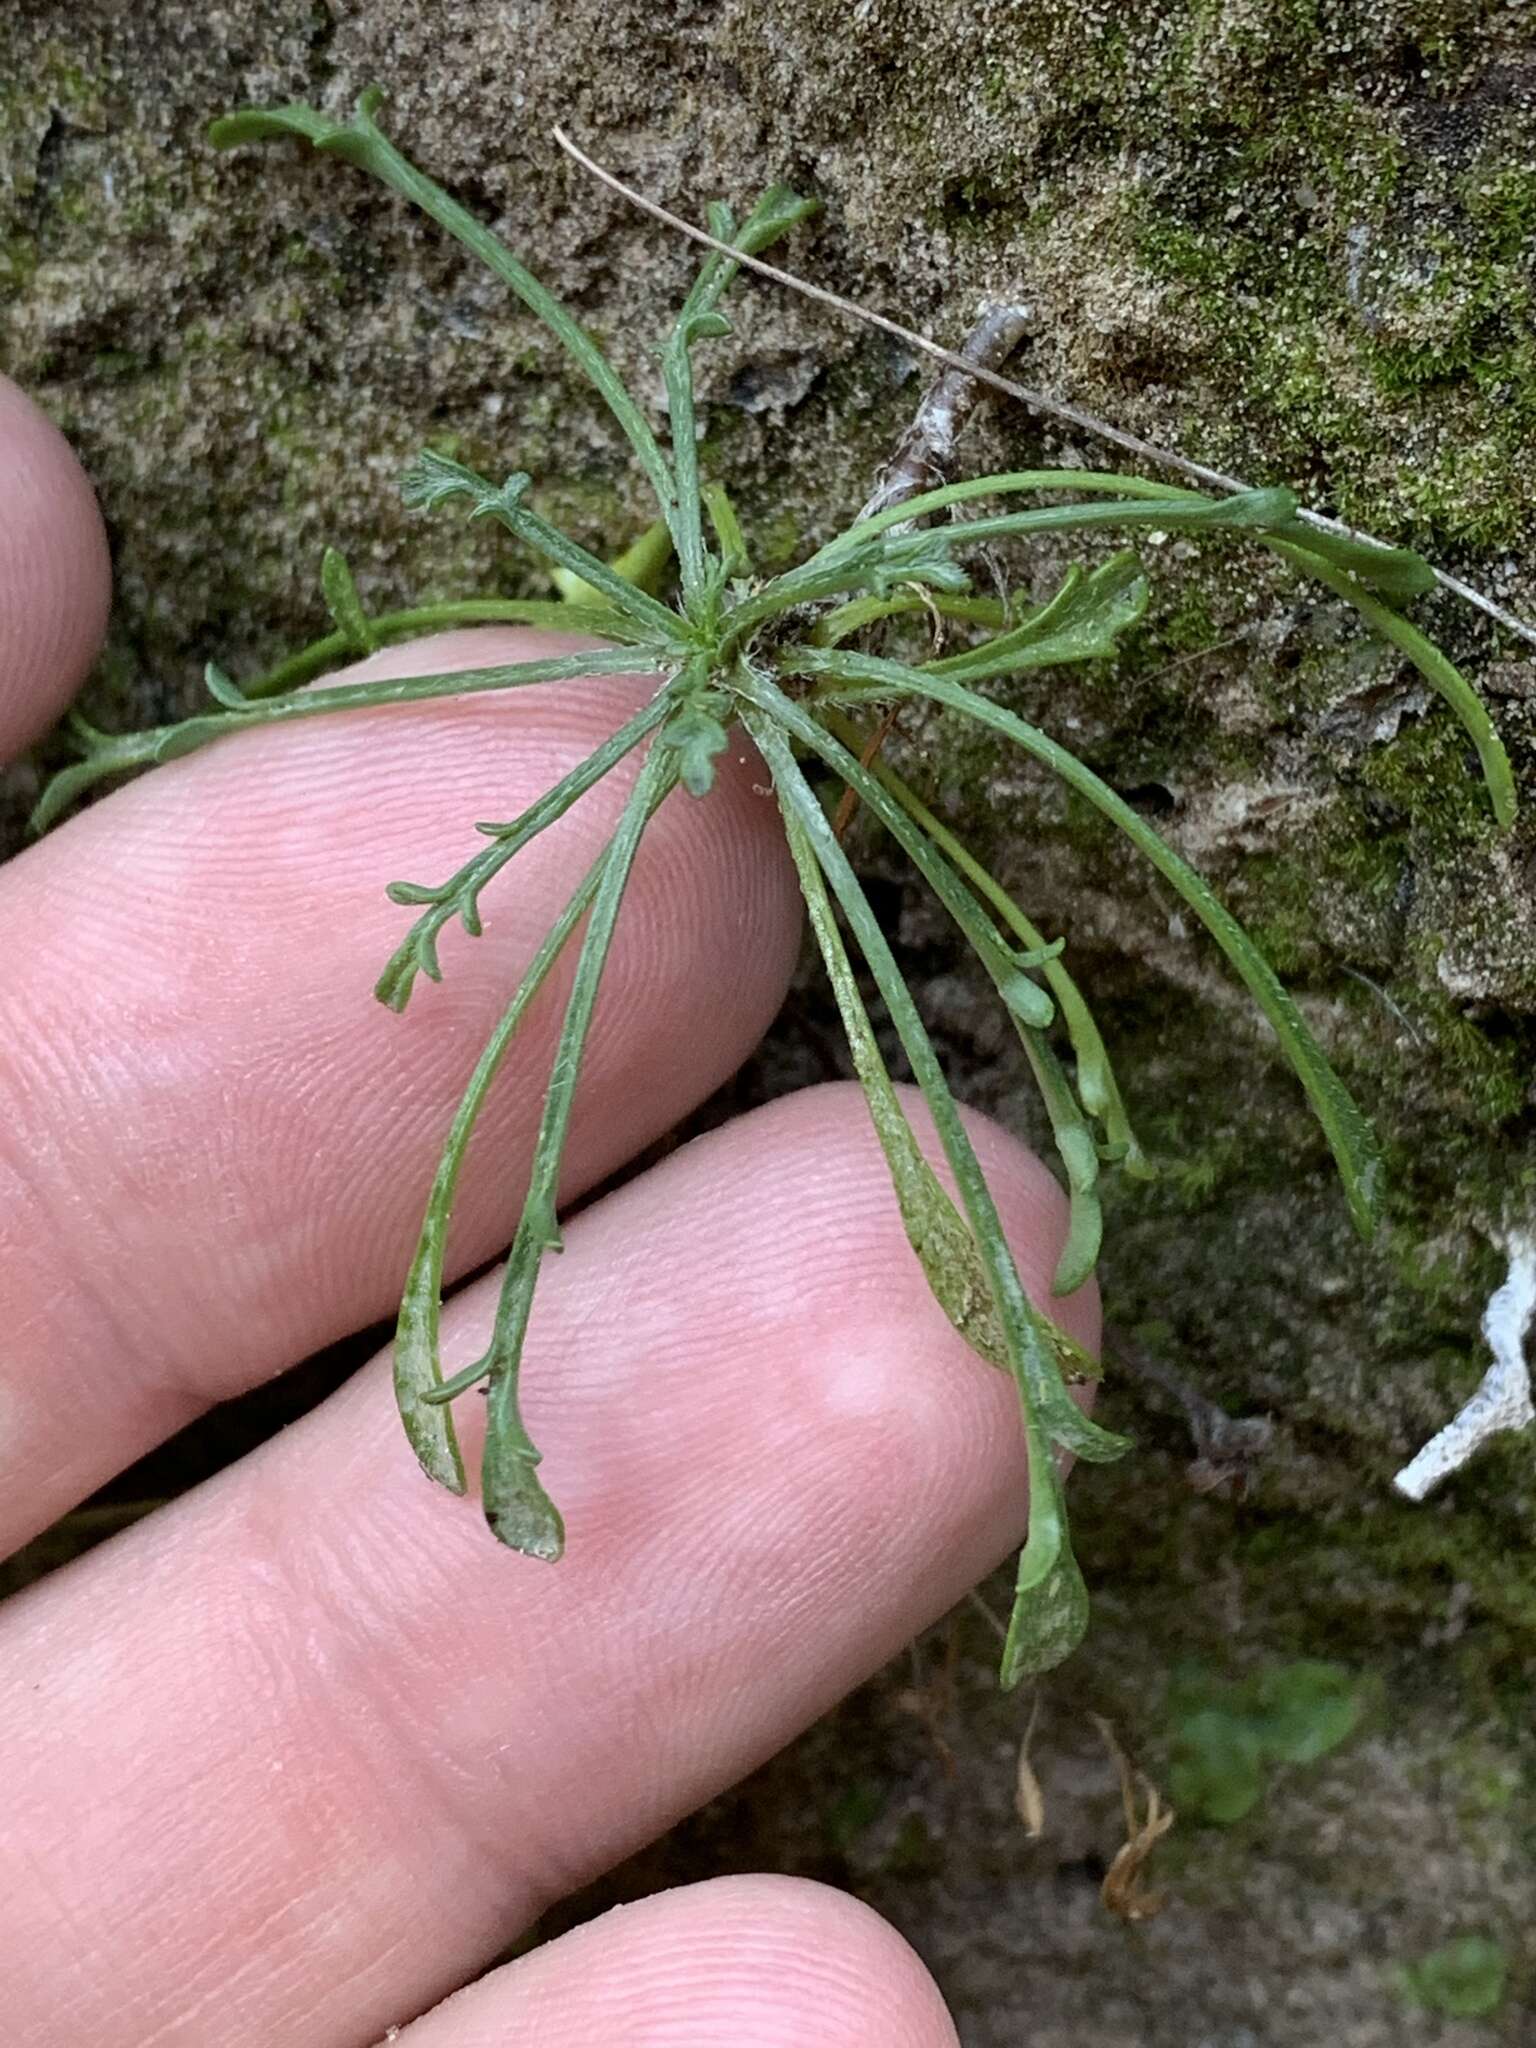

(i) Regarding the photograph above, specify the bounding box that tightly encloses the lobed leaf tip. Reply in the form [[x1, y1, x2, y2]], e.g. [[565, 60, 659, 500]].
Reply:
[[401, 1410, 467, 1494], [1000, 971, 1055, 1031], [1348, 1149, 1386, 1241], [203, 661, 249, 710], [400, 448, 487, 508], [395, 1306, 468, 1495], [208, 102, 330, 151], [209, 88, 389, 158], [27, 782, 67, 837], [486, 1478, 566, 1561], [373, 960, 413, 1011], [684, 309, 733, 343], [1051, 1213, 1102, 1298]]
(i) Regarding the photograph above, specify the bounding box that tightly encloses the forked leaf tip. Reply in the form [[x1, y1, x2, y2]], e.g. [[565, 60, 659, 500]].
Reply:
[[209, 89, 388, 160], [208, 102, 328, 150]]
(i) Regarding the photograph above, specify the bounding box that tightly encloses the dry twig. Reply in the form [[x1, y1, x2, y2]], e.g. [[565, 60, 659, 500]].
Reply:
[[554, 128, 1536, 650]]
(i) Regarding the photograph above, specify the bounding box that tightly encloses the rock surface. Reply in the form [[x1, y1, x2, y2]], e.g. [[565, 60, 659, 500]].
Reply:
[[4, 2, 1534, 2039]]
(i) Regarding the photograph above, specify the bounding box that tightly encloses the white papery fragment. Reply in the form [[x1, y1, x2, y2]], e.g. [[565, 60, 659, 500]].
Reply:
[[1394, 1232, 1536, 1501]]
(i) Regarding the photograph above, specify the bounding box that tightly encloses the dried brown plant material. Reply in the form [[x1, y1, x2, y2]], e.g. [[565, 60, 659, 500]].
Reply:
[[1092, 1713, 1175, 1922], [1014, 1691, 1047, 1840]]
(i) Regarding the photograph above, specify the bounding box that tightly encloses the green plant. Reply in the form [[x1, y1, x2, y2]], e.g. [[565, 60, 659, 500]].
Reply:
[[34, 92, 1518, 1685], [1166, 1661, 1367, 1823], [1392, 1935, 1509, 2019]]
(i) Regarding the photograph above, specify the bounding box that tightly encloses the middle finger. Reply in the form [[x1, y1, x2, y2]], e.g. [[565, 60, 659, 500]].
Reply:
[[1, 1083, 1094, 2047]]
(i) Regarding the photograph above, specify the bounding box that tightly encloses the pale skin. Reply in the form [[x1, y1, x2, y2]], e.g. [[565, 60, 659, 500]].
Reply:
[[0, 372, 1099, 2046]]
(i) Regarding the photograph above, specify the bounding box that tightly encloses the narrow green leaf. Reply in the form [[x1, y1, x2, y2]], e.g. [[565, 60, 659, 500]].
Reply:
[[392, 849, 614, 1492], [723, 530, 976, 636], [788, 643, 1384, 1239], [825, 467, 1212, 551], [401, 452, 686, 641], [745, 708, 1118, 1680], [740, 667, 1127, 1301], [829, 468, 1436, 604], [812, 473, 1485, 813], [791, 802, 1106, 1392], [477, 742, 680, 1555], [35, 648, 657, 830], [240, 597, 660, 701], [203, 662, 251, 710], [814, 590, 1011, 647], [30, 729, 161, 832], [783, 803, 1003, 1359], [727, 492, 1289, 647], [418, 1354, 494, 1406], [320, 546, 378, 653], [208, 102, 343, 151], [660, 182, 818, 610], [663, 226, 734, 608], [281, 643, 663, 718], [826, 485, 1296, 572], [376, 689, 673, 1012], [817, 711, 1152, 1179], [551, 517, 676, 607], [1272, 537, 1516, 830], [611, 514, 677, 593], [394, 1238, 469, 1493], [1014, 1028, 1103, 1297], [1266, 520, 1435, 602], [1015, 937, 1067, 969], [212, 94, 683, 534], [929, 552, 1149, 684], [702, 485, 751, 576]]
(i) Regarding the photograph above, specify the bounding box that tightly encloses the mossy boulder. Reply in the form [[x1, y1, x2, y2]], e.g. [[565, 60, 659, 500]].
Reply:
[[4, 3, 1534, 2039]]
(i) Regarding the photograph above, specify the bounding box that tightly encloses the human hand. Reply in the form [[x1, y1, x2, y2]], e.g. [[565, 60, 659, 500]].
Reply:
[[0, 374, 1097, 2045]]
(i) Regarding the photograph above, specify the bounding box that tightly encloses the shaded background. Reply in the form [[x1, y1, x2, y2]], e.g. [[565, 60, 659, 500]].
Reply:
[[4, 2, 1534, 2039]]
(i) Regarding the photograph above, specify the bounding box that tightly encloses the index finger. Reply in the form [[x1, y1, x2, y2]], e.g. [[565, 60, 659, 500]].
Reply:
[[0, 628, 801, 1555]]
